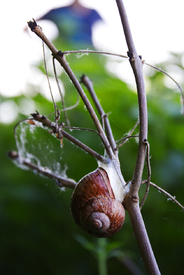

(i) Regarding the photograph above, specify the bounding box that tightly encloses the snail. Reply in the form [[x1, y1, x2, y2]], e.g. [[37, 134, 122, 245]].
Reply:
[[71, 161, 128, 238]]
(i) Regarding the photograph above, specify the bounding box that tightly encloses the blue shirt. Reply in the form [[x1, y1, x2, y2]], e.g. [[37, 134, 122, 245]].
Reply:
[[39, 5, 102, 46]]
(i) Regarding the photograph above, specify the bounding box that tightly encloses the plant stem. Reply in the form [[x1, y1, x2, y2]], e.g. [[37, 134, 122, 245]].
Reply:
[[97, 239, 107, 275]]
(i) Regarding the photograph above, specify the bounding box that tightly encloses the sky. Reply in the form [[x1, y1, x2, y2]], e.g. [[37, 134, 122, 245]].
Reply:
[[0, 0, 184, 122]]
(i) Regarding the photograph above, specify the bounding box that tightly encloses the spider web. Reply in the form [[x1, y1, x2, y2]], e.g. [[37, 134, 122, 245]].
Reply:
[[15, 120, 68, 180]]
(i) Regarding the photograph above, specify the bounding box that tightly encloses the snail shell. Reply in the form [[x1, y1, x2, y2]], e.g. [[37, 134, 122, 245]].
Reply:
[[71, 167, 125, 238]]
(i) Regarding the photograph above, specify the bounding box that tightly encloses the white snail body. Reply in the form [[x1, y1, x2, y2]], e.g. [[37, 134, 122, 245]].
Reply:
[[71, 164, 126, 238]]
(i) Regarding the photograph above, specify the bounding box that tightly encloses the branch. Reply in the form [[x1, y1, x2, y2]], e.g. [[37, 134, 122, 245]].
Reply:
[[80, 75, 117, 155], [8, 151, 76, 189], [27, 19, 115, 160]]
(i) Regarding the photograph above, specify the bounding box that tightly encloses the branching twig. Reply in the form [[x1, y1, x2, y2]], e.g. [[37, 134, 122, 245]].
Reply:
[[116, 135, 139, 149], [63, 48, 183, 104], [30, 112, 106, 163], [13, 115, 105, 163], [27, 19, 115, 161]]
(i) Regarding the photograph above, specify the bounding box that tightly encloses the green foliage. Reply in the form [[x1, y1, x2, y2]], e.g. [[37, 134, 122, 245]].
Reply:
[[1, 51, 184, 274]]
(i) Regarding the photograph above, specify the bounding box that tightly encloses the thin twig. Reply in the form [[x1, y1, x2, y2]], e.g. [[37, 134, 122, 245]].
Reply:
[[63, 49, 128, 60], [116, 135, 139, 149], [63, 125, 99, 135], [64, 50, 184, 113], [142, 180, 184, 211], [145, 62, 184, 115], [7, 151, 76, 189], [52, 57, 71, 128], [42, 42, 60, 122], [47, 93, 80, 119], [80, 75, 117, 154], [116, 119, 139, 149]]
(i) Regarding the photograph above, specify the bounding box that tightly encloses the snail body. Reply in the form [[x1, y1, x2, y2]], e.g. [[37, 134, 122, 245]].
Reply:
[[71, 163, 126, 238]]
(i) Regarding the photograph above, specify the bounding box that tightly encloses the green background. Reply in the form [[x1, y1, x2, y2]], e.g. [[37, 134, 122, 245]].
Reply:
[[0, 50, 184, 274]]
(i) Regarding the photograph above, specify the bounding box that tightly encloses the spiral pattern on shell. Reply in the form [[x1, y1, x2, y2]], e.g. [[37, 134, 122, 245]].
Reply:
[[71, 168, 125, 238]]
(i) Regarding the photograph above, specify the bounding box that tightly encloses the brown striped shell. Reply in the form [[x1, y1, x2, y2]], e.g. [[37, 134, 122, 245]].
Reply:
[[71, 167, 125, 238]]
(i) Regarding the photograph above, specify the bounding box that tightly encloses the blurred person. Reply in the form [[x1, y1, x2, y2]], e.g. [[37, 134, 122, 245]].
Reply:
[[36, 0, 102, 49]]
